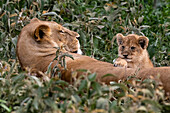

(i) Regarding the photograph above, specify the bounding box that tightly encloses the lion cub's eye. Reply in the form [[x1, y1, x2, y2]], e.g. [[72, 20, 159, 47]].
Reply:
[[131, 46, 135, 50], [122, 46, 125, 49]]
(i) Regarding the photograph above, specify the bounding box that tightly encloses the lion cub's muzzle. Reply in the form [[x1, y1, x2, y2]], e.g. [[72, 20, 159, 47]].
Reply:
[[120, 52, 132, 62], [123, 54, 128, 58], [121, 51, 129, 59]]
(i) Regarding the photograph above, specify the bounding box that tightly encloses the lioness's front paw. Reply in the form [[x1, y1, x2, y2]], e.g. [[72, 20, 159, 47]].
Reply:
[[113, 58, 127, 67]]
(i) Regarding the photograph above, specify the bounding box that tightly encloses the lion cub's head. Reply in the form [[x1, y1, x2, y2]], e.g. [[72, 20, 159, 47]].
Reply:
[[116, 33, 149, 61], [115, 33, 153, 68]]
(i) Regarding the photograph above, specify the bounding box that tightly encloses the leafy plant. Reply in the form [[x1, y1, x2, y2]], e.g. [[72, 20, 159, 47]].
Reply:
[[0, 60, 170, 112]]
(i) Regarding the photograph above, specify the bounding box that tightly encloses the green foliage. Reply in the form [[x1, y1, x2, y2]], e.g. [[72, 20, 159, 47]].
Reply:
[[0, 0, 170, 112], [0, 0, 169, 65], [0, 60, 170, 112]]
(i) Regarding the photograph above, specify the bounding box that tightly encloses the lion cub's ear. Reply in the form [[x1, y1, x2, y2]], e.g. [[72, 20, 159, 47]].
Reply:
[[116, 33, 124, 45], [138, 36, 149, 49], [34, 25, 51, 41]]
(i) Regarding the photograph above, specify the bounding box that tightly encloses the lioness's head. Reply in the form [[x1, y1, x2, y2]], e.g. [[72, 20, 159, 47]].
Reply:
[[116, 33, 149, 62], [17, 18, 82, 71]]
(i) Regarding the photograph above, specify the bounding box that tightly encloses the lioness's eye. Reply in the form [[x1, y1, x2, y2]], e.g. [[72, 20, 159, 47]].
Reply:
[[131, 46, 135, 50], [59, 30, 64, 33]]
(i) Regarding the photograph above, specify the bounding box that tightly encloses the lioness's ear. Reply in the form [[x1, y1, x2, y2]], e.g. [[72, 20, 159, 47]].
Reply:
[[30, 18, 40, 23], [138, 36, 149, 49], [34, 25, 51, 41], [116, 33, 124, 45]]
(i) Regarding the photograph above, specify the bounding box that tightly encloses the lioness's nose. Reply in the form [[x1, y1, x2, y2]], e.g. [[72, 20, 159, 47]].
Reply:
[[76, 34, 80, 38]]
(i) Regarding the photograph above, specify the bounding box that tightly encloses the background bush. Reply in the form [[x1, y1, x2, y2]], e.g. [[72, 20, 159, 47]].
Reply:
[[0, 0, 169, 112]]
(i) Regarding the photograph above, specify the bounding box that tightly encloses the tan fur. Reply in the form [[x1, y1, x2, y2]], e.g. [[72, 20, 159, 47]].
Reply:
[[16, 18, 170, 94], [17, 18, 81, 71], [114, 33, 154, 69]]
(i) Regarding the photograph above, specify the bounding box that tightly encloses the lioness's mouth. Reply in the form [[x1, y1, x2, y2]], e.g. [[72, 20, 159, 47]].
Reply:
[[72, 50, 77, 53]]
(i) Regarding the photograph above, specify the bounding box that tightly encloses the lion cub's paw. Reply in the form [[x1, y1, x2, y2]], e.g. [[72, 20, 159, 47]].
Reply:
[[113, 58, 127, 67]]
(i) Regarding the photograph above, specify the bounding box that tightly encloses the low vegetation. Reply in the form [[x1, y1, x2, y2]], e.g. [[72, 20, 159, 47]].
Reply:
[[0, 0, 169, 112]]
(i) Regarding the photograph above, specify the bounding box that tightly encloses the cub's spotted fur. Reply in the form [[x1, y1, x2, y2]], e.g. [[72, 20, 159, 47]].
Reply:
[[114, 33, 153, 69]]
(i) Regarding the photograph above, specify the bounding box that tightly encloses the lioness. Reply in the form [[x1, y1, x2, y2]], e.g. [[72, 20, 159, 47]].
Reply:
[[16, 18, 170, 93], [17, 18, 82, 71], [114, 33, 154, 69]]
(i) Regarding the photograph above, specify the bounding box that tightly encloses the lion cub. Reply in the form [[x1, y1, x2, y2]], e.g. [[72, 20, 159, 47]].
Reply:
[[113, 33, 153, 69]]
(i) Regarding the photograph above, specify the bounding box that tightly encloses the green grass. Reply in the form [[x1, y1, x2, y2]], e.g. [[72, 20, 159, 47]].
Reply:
[[0, 0, 170, 112]]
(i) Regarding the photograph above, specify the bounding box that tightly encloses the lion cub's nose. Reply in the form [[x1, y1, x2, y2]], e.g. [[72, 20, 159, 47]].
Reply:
[[123, 54, 128, 58]]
